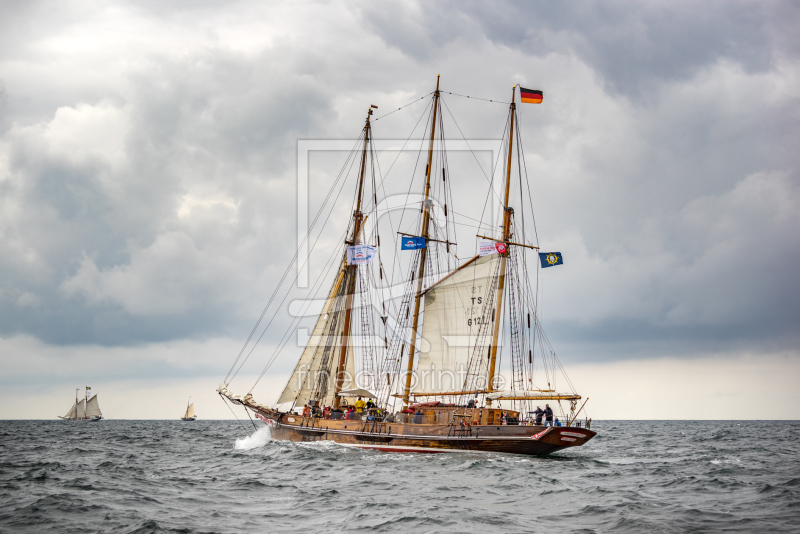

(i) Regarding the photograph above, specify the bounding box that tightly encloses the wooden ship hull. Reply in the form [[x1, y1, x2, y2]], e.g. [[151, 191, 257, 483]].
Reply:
[[226, 395, 595, 456], [270, 417, 594, 456]]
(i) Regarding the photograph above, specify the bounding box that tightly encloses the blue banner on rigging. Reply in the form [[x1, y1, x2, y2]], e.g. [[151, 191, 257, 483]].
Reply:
[[539, 252, 563, 268], [400, 236, 426, 250]]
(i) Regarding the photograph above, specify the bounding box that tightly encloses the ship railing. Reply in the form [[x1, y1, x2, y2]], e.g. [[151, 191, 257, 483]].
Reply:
[[520, 417, 591, 429], [359, 421, 388, 434], [394, 413, 436, 425], [447, 414, 473, 437], [299, 416, 322, 428]]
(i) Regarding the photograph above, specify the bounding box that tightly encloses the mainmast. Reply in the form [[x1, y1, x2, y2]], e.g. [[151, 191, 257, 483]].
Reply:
[[402, 75, 441, 407], [486, 85, 517, 404], [332, 107, 373, 409]]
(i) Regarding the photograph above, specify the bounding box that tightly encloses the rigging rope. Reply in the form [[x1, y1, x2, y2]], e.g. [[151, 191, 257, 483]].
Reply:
[[443, 91, 511, 105], [373, 92, 434, 122], [220, 395, 252, 433], [228, 134, 365, 384], [224, 133, 366, 383]]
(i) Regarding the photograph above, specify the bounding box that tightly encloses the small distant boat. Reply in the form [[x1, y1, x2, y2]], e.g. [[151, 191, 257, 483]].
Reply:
[[59, 387, 103, 421], [181, 399, 197, 421]]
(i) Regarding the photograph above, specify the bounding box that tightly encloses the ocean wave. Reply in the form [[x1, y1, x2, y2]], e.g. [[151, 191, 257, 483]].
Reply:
[[1, 420, 798, 532]]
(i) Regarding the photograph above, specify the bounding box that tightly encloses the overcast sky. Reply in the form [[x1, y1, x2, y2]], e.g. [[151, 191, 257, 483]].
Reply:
[[1, 1, 798, 420]]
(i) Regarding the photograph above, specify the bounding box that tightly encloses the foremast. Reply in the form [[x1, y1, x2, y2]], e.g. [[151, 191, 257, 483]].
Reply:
[[332, 107, 374, 409], [402, 75, 441, 408]]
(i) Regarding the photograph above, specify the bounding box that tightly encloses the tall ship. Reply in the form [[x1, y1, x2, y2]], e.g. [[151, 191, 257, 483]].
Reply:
[[218, 77, 595, 455], [59, 387, 103, 421]]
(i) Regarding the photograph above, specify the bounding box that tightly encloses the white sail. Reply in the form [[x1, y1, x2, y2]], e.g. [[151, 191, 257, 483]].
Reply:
[[276, 257, 356, 407], [184, 403, 196, 418], [323, 336, 356, 407], [76, 399, 86, 419], [414, 255, 502, 394], [86, 395, 102, 418], [63, 403, 77, 419]]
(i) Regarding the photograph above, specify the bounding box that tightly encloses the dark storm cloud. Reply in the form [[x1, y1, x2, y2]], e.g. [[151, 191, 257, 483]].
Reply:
[[357, 1, 792, 99]]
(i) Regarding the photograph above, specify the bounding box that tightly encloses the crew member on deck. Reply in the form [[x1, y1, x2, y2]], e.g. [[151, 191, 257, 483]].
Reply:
[[366, 398, 375, 410], [544, 404, 554, 427], [532, 406, 544, 425], [302, 404, 311, 418], [355, 397, 366, 413]]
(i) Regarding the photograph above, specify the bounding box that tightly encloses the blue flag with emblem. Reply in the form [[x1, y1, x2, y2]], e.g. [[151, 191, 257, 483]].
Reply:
[[539, 252, 563, 268], [400, 236, 426, 250]]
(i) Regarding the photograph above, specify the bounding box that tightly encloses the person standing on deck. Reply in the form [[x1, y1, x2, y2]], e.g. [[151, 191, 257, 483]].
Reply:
[[544, 404, 554, 427], [533, 406, 544, 425], [355, 397, 366, 413]]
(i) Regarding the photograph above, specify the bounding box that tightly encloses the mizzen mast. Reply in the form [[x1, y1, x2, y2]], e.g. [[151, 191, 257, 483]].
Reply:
[[332, 107, 374, 409], [402, 75, 441, 407]]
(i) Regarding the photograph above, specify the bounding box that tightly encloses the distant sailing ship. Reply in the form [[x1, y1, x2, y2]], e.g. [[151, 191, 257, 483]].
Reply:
[[181, 399, 197, 421], [218, 77, 595, 456], [59, 387, 103, 421]]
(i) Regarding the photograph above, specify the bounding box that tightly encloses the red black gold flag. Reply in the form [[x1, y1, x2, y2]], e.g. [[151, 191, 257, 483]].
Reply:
[[519, 87, 543, 104]]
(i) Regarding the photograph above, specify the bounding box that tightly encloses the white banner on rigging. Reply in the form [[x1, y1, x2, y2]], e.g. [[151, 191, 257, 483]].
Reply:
[[478, 239, 507, 256], [346, 245, 377, 265]]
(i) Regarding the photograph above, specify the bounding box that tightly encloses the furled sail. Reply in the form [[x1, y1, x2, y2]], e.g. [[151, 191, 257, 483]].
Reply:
[[486, 390, 580, 401], [414, 255, 502, 394], [276, 257, 356, 407], [76, 399, 86, 419], [184, 403, 195, 418], [85, 395, 102, 418]]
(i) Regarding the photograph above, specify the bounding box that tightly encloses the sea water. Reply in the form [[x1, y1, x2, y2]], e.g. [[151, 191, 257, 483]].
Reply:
[[1, 420, 798, 533]]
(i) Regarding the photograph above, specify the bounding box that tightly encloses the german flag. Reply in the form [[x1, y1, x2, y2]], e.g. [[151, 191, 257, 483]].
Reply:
[[519, 87, 543, 104]]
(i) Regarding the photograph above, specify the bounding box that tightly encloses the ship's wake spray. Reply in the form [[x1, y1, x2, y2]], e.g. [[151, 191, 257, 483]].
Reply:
[[234, 426, 272, 450]]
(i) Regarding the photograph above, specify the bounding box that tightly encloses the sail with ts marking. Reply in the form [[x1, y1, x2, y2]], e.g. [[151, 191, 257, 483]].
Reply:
[[415, 255, 501, 395]]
